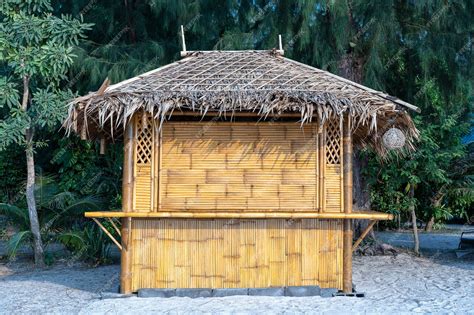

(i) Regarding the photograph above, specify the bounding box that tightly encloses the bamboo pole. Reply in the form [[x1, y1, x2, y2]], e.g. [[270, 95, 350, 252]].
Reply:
[[84, 210, 393, 220], [92, 218, 122, 251], [107, 217, 121, 236], [150, 116, 155, 212], [352, 220, 376, 252], [170, 111, 303, 118], [157, 121, 162, 210], [99, 138, 106, 155], [342, 115, 353, 293], [318, 124, 325, 212], [120, 119, 134, 294]]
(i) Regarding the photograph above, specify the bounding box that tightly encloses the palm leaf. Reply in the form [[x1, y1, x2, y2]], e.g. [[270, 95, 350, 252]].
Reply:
[[44, 191, 76, 210], [0, 203, 29, 230], [7, 230, 32, 259], [56, 231, 86, 252], [63, 195, 103, 214]]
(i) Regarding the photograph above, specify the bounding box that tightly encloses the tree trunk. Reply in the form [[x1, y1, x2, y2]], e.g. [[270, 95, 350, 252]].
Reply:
[[425, 191, 442, 232], [425, 216, 435, 232], [25, 130, 45, 267], [22, 75, 45, 267], [352, 149, 371, 237], [352, 149, 371, 211], [409, 186, 420, 255], [337, 54, 370, 238]]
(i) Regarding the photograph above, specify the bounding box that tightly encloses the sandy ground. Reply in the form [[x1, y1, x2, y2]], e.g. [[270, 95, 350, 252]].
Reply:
[[1, 231, 473, 314], [376, 227, 467, 252], [1, 253, 473, 314]]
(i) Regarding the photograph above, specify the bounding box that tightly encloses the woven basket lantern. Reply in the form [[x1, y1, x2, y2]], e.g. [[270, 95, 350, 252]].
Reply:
[[383, 127, 406, 149]]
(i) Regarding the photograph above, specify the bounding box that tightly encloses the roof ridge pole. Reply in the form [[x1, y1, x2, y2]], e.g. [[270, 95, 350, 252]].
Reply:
[[277, 34, 284, 55], [180, 25, 187, 57]]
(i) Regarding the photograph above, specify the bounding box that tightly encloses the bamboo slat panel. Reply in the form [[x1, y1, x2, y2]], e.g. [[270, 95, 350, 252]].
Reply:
[[325, 165, 342, 212], [160, 122, 318, 212], [134, 165, 152, 211], [130, 218, 343, 291]]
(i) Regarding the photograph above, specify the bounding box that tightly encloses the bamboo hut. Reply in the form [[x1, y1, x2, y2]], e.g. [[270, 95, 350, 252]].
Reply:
[[64, 48, 418, 295]]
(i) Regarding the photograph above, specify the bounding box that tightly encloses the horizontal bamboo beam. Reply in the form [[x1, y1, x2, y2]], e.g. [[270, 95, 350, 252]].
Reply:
[[171, 111, 303, 118], [85, 211, 394, 220], [352, 220, 377, 252]]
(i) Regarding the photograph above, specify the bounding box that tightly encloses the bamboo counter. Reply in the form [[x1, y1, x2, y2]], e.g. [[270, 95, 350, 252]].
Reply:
[[85, 210, 393, 220]]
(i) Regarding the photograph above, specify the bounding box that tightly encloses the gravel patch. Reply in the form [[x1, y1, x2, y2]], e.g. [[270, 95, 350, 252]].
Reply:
[[0, 263, 119, 314]]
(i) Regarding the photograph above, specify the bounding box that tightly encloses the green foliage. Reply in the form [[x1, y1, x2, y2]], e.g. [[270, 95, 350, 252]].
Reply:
[[0, 175, 103, 259], [0, 144, 25, 203], [51, 136, 122, 208], [0, 0, 92, 150], [57, 223, 113, 265]]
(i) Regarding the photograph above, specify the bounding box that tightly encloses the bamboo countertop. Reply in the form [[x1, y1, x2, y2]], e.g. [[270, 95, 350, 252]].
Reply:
[[85, 211, 393, 220]]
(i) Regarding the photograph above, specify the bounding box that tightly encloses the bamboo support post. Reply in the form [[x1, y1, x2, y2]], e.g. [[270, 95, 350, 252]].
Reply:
[[80, 126, 87, 140], [277, 34, 284, 55], [157, 121, 162, 210], [180, 25, 187, 57], [342, 115, 353, 293], [318, 124, 325, 212], [99, 138, 106, 155], [352, 220, 376, 252], [120, 120, 134, 294], [92, 218, 122, 251]]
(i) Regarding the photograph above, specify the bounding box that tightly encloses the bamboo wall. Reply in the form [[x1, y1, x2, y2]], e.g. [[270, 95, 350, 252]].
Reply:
[[132, 115, 343, 213], [128, 113, 345, 291], [130, 218, 343, 291]]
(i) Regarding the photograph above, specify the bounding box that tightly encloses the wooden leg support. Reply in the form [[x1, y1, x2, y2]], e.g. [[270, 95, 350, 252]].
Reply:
[[352, 220, 377, 252], [91, 218, 122, 251]]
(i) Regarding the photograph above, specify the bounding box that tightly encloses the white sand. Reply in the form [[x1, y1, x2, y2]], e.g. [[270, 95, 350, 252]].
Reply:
[[1, 253, 473, 314]]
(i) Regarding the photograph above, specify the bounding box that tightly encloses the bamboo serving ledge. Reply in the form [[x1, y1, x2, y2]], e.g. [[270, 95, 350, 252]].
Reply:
[[85, 211, 393, 220]]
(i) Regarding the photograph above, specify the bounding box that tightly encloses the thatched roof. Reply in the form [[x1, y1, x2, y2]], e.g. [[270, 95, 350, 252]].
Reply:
[[65, 50, 419, 155]]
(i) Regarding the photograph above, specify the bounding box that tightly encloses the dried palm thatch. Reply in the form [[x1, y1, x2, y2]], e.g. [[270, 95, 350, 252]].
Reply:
[[64, 50, 419, 155]]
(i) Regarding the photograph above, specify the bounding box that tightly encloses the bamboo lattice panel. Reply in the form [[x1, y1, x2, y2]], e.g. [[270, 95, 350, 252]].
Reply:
[[130, 218, 343, 291], [160, 121, 318, 212], [133, 114, 155, 212], [324, 119, 343, 213]]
